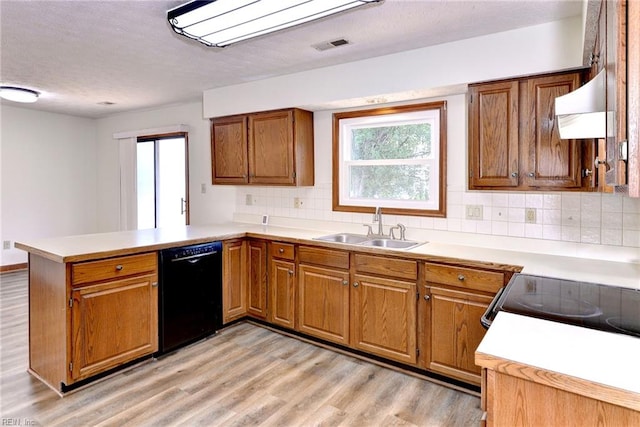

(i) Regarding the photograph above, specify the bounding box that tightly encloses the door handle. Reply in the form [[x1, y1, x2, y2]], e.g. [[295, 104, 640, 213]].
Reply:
[[180, 197, 187, 215]]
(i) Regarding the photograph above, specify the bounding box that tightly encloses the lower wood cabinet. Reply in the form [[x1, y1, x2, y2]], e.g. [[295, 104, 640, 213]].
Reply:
[[352, 273, 417, 365], [218, 239, 520, 388], [222, 239, 248, 323], [298, 264, 350, 346], [28, 252, 158, 391], [247, 239, 268, 319], [425, 286, 493, 385], [269, 242, 296, 329], [483, 370, 640, 426], [422, 262, 506, 386], [70, 273, 158, 381]]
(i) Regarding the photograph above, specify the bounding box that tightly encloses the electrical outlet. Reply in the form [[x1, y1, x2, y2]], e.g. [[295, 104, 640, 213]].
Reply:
[[261, 214, 269, 226], [3, 240, 10, 250], [294, 197, 302, 208], [465, 205, 483, 220], [525, 208, 537, 224], [245, 194, 253, 206]]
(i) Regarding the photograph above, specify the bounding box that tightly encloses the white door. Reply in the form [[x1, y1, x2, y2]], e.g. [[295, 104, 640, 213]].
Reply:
[[136, 135, 188, 229]]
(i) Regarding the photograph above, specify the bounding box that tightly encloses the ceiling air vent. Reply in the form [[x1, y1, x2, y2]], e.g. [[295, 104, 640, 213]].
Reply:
[[312, 38, 351, 51]]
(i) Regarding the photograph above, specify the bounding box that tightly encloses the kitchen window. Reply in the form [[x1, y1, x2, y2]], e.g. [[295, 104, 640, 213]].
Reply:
[[333, 101, 447, 217]]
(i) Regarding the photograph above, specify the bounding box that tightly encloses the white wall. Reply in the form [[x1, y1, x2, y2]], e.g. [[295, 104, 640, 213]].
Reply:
[[0, 105, 98, 265], [95, 102, 236, 232], [204, 18, 583, 117]]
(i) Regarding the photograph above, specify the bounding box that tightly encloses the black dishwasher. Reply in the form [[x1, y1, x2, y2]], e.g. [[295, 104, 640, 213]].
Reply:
[[158, 241, 223, 354]]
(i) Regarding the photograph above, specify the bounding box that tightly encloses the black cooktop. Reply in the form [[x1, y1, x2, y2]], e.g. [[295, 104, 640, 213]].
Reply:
[[482, 274, 640, 338]]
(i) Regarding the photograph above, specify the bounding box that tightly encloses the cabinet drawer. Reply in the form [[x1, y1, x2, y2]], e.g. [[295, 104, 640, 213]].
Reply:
[[425, 262, 503, 294], [298, 246, 349, 270], [72, 253, 157, 286], [269, 242, 295, 260], [354, 254, 417, 281]]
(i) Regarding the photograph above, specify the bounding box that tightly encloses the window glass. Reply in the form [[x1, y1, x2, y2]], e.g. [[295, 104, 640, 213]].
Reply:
[[333, 102, 446, 217]]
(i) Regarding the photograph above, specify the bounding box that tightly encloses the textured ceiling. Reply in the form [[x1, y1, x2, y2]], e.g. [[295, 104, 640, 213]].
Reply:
[[0, 0, 583, 119]]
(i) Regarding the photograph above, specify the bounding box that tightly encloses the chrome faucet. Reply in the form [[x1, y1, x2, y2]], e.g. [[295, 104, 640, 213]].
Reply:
[[373, 207, 384, 236], [389, 223, 406, 240], [363, 207, 386, 237]]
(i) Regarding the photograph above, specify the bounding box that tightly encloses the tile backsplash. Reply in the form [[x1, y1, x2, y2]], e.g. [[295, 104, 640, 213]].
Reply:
[[235, 183, 640, 248]]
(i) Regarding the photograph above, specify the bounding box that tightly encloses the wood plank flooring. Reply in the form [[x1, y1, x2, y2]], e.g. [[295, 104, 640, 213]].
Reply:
[[0, 270, 483, 426]]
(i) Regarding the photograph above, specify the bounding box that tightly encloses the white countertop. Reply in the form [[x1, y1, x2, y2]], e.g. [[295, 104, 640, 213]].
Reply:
[[476, 312, 640, 407], [15, 222, 640, 403], [15, 222, 639, 289]]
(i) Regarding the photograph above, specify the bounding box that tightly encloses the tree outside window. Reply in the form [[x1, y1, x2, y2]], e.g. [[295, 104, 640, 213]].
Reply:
[[333, 102, 446, 217]]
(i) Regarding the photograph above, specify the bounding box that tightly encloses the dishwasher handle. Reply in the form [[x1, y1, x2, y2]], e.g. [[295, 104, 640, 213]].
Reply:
[[170, 251, 218, 263]]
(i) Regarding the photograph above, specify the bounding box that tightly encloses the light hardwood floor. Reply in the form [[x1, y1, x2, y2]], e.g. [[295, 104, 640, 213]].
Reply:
[[0, 270, 483, 426]]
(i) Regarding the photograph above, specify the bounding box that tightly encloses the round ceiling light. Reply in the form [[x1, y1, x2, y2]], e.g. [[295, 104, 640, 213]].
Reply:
[[0, 86, 40, 103]]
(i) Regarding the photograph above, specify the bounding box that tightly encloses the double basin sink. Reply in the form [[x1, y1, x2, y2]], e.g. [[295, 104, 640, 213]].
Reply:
[[313, 233, 425, 250]]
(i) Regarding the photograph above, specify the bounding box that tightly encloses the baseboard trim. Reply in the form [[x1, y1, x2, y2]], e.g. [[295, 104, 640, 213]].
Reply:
[[1, 263, 28, 273]]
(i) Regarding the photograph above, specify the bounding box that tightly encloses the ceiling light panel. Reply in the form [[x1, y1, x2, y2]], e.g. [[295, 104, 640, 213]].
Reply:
[[0, 86, 40, 103], [168, 0, 382, 47]]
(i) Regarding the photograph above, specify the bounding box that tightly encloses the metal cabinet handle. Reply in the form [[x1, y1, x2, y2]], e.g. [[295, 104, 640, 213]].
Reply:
[[511, 172, 518, 177], [342, 280, 349, 286], [353, 282, 359, 288], [288, 270, 294, 275], [458, 274, 465, 281], [279, 248, 284, 253], [424, 294, 430, 301], [528, 172, 535, 177], [152, 282, 158, 287], [115, 265, 123, 271]]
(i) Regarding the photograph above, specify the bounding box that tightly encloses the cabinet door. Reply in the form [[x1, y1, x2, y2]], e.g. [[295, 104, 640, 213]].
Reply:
[[70, 274, 158, 381], [247, 240, 268, 319], [248, 110, 295, 185], [270, 259, 296, 329], [211, 115, 249, 184], [222, 240, 247, 323], [469, 81, 520, 188], [298, 264, 350, 346], [351, 273, 417, 365], [522, 73, 583, 188], [426, 286, 493, 385]]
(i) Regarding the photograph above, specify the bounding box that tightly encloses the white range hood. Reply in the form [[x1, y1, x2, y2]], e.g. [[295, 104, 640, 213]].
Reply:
[[555, 69, 607, 139]]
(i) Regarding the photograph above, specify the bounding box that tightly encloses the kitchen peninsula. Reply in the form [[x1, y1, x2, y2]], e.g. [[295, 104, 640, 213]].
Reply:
[[16, 222, 640, 409]]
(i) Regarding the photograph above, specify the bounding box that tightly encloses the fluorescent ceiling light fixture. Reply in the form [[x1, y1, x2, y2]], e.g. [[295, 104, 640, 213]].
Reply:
[[0, 86, 40, 103], [167, 0, 382, 47]]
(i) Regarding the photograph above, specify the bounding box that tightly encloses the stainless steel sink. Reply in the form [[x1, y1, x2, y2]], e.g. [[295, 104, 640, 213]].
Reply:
[[358, 238, 424, 250], [313, 233, 425, 250], [313, 233, 371, 244]]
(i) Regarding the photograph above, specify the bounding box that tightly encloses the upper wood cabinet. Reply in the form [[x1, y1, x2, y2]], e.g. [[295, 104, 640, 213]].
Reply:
[[468, 80, 520, 188], [211, 108, 314, 186], [469, 70, 594, 191], [597, 0, 639, 197]]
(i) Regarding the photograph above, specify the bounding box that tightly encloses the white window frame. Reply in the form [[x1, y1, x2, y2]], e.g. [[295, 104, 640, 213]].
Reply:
[[332, 101, 447, 217]]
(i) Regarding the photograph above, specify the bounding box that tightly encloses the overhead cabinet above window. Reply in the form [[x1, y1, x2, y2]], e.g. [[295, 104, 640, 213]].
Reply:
[[211, 108, 314, 186]]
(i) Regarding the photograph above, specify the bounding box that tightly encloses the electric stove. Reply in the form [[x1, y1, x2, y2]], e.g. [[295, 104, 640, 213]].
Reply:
[[481, 273, 640, 338]]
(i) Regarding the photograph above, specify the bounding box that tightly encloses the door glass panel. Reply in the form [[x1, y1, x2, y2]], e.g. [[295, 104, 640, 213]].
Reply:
[[157, 138, 186, 228], [136, 141, 156, 229], [136, 136, 187, 229]]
